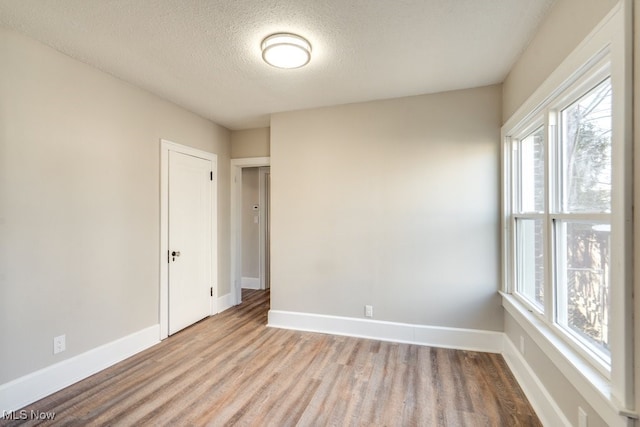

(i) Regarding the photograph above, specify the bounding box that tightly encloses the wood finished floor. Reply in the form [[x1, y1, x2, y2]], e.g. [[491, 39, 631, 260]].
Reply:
[[3, 289, 541, 426]]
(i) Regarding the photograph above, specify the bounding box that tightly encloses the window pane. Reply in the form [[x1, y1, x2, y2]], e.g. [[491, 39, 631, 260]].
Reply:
[[561, 78, 612, 213], [556, 221, 610, 360], [519, 127, 545, 213], [515, 218, 544, 310]]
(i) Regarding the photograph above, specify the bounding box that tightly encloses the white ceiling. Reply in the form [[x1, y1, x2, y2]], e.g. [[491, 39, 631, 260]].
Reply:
[[0, 0, 555, 130]]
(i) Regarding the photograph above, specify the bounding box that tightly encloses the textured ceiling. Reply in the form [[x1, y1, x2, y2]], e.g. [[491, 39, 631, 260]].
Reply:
[[0, 0, 556, 130]]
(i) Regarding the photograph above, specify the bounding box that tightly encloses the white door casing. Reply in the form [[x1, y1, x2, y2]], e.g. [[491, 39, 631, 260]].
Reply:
[[160, 140, 217, 339], [259, 167, 270, 290], [230, 157, 270, 305]]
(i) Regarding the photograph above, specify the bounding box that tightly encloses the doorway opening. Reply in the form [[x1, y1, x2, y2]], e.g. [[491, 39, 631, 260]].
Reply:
[[231, 157, 270, 305]]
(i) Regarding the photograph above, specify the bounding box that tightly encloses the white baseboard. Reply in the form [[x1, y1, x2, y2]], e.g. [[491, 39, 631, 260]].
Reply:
[[0, 325, 160, 413], [241, 277, 260, 290], [267, 310, 503, 353], [502, 335, 571, 427], [216, 292, 234, 313]]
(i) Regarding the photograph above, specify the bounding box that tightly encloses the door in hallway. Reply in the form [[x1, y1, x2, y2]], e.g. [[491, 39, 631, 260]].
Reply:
[[168, 150, 212, 335]]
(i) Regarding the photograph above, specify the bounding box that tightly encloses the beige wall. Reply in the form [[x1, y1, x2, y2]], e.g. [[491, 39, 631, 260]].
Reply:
[[241, 168, 260, 279], [231, 127, 270, 158], [0, 27, 230, 384], [502, 0, 618, 122], [504, 317, 608, 427], [270, 85, 503, 330], [503, 0, 636, 424]]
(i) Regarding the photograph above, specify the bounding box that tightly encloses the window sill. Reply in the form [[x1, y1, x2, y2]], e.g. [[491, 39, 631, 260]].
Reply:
[[501, 292, 637, 425]]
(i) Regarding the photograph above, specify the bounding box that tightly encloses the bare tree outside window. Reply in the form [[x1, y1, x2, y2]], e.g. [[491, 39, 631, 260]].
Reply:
[[557, 78, 612, 359], [562, 79, 612, 213]]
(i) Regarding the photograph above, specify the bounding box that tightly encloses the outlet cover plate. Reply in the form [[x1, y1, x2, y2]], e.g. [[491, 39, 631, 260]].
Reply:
[[365, 305, 373, 318], [53, 334, 66, 354]]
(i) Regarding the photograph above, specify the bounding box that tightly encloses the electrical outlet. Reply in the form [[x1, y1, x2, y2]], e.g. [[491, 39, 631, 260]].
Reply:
[[365, 305, 373, 318], [578, 407, 588, 427], [519, 336, 525, 355], [53, 335, 66, 354]]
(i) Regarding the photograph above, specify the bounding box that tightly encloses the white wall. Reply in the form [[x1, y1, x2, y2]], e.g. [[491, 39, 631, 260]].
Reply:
[[241, 168, 260, 280], [270, 85, 502, 331], [0, 27, 230, 384]]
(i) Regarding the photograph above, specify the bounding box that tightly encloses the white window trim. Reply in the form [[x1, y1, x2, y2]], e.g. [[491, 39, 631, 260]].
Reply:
[[510, 61, 614, 377], [502, 293, 636, 422], [501, 1, 635, 424]]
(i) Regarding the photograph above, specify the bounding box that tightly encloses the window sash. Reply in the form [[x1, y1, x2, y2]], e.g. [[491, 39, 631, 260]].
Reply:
[[513, 216, 545, 312], [553, 218, 612, 370], [557, 77, 613, 215], [512, 212, 613, 372]]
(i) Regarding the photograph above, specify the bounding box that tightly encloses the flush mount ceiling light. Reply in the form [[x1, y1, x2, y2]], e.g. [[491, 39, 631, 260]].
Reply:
[[261, 33, 311, 69]]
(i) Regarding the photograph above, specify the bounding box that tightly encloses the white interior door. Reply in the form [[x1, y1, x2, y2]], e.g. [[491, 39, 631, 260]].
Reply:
[[168, 150, 212, 335]]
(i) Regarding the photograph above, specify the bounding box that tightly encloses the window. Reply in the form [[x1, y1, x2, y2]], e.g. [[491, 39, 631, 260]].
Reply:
[[559, 78, 612, 214], [508, 67, 614, 369], [501, 4, 633, 422], [555, 221, 611, 359], [555, 78, 612, 362], [514, 125, 545, 311]]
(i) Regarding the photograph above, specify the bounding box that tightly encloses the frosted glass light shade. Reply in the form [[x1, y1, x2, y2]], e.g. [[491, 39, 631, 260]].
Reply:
[[261, 33, 311, 69]]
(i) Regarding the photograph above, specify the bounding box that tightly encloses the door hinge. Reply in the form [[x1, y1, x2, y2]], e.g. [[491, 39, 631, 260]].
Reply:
[[210, 287, 213, 297], [210, 171, 213, 181]]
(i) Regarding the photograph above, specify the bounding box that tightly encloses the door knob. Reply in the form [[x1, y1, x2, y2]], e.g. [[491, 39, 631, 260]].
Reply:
[[171, 250, 181, 261]]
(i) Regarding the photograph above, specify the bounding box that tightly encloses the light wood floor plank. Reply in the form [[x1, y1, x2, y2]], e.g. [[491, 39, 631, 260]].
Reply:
[[2, 289, 541, 426]]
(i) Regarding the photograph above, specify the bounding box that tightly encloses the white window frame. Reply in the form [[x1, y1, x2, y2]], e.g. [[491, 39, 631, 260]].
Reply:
[[511, 119, 546, 314], [549, 65, 613, 374], [501, 1, 634, 424]]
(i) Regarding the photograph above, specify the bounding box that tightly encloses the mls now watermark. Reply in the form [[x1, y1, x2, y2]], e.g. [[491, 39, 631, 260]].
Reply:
[[3, 410, 56, 421]]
